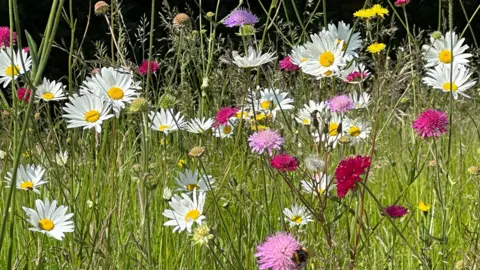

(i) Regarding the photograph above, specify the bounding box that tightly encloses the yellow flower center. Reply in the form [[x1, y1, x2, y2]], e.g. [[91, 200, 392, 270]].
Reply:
[[107, 87, 124, 100], [260, 100, 273, 110], [20, 181, 34, 190], [236, 111, 249, 119], [185, 209, 201, 222], [317, 187, 325, 194], [39, 219, 55, 231], [159, 125, 170, 131], [349, 126, 361, 137], [442, 82, 458, 92], [324, 70, 333, 76], [300, 57, 307, 63], [84, 110, 100, 123], [42, 92, 54, 100], [329, 123, 339, 136], [5, 65, 20, 77], [255, 113, 266, 121], [187, 184, 200, 191], [291, 215, 303, 223], [438, 50, 452, 64], [337, 39, 347, 51], [302, 119, 310, 125], [223, 125, 232, 134], [319, 52, 335, 67]]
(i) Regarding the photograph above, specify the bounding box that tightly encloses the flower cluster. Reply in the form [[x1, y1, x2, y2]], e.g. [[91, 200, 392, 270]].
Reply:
[[334, 155, 371, 198]]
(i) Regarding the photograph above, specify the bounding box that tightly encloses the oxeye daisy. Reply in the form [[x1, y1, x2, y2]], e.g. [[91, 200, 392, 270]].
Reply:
[[223, 8, 259, 27], [62, 94, 114, 133], [300, 31, 346, 77], [255, 232, 306, 270], [213, 121, 236, 138], [343, 118, 371, 145], [283, 204, 313, 227], [162, 189, 206, 233], [149, 109, 187, 134], [80, 67, 141, 117], [5, 164, 47, 194], [301, 173, 331, 194], [0, 48, 31, 87], [340, 62, 370, 84], [327, 21, 362, 56], [422, 64, 476, 99], [22, 198, 74, 241], [250, 88, 295, 119], [412, 109, 449, 139], [232, 46, 276, 68], [174, 169, 215, 194], [185, 117, 214, 134], [295, 100, 328, 126], [321, 113, 344, 148], [248, 129, 284, 155], [35, 78, 67, 102], [367, 42, 386, 54], [350, 91, 371, 109], [422, 31, 472, 67], [289, 45, 309, 66]]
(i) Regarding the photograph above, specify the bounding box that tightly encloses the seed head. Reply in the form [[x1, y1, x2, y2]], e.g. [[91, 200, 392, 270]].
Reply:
[[94, 1, 109, 15]]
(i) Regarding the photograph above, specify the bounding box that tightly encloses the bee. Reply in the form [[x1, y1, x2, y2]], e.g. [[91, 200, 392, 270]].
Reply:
[[292, 247, 310, 267]]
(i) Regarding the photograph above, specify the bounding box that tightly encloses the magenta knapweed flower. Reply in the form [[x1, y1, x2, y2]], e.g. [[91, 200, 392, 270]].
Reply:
[[223, 8, 259, 28], [328, 95, 354, 113], [394, 0, 410, 6], [255, 232, 304, 270], [384, 205, 409, 218], [271, 154, 298, 172], [279, 56, 299, 71], [412, 109, 448, 139], [215, 107, 238, 126], [22, 47, 30, 53], [0, 26, 16, 47], [335, 155, 371, 198], [248, 130, 284, 155], [345, 71, 369, 83], [17, 88, 31, 103], [138, 60, 159, 76]]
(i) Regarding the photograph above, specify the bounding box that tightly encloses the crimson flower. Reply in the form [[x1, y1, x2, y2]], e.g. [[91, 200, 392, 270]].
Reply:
[[334, 155, 371, 198]]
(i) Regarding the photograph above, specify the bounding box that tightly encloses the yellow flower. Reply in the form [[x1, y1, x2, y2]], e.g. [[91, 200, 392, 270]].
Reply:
[[354, 8, 376, 19], [177, 159, 186, 167], [371, 4, 389, 18], [418, 201, 431, 212], [467, 166, 480, 175], [367, 42, 386, 53], [251, 124, 268, 131]]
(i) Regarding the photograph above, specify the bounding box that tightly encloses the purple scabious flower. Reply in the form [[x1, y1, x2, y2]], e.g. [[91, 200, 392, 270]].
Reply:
[[248, 130, 284, 155], [223, 8, 259, 28], [412, 109, 448, 139], [384, 205, 409, 218], [255, 232, 303, 270], [328, 95, 354, 113], [0, 26, 17, 47]]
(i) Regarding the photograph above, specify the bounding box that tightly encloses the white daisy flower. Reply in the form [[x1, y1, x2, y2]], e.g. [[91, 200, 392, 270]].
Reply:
[[301, 173, 331, 194], [35, 78, 67, 102], [249, 88, 295, 119], [289, 45, 309, 66], [62, 94, 114, 133], [213, 121, 236, 138], [343, 118, 371, 145], [0, 48, 31, 87], [162, 189, 206, 233], [185, 117, 214, 134], [300, 31, 346, 77], [162, 186, 173, 201], [423, 31, 472, 68], [22, 198, 74, 241], [339, 62, 370, 84], [149, 109, 187, 134], [80, 67, 140, 117], [232, 46, 276, 68], [320, 113, 345, 149], [283, 204, 313, 227], [4, 164, 47, 194], [327, 21, 362, 56], [174, 169, 215, 194], [295, 100, 328, 126], [422, 64, 476, 99], [350, 91, 371, 109]]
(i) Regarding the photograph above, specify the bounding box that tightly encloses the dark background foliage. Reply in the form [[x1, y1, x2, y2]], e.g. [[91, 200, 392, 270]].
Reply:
[[0, 0, 479, 79]]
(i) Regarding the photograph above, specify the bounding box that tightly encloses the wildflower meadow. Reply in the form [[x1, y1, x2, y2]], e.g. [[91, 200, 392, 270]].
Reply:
[[1, 0, 480, 269]]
